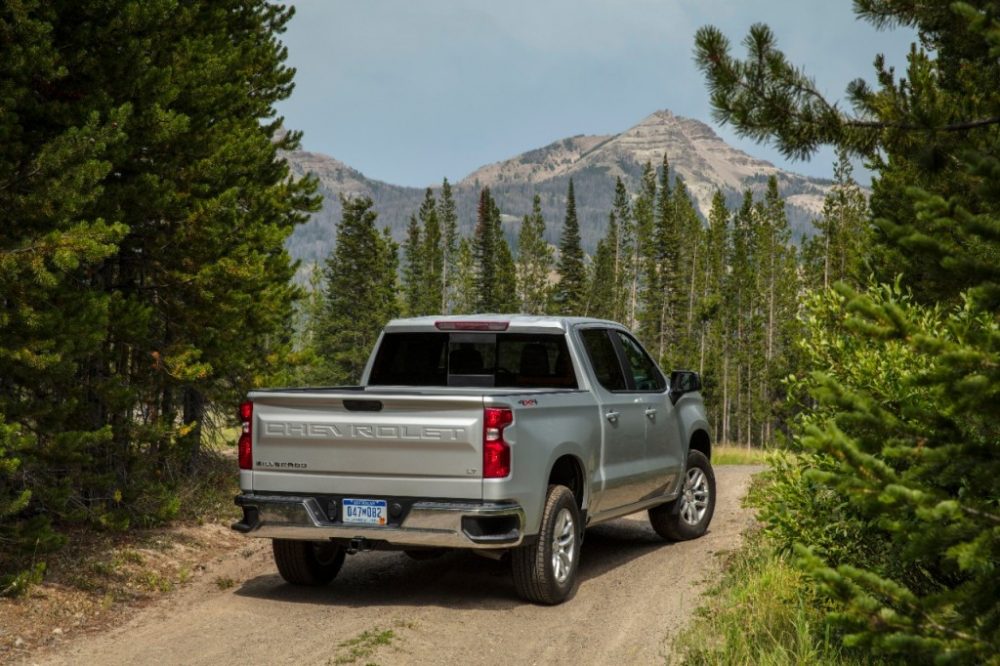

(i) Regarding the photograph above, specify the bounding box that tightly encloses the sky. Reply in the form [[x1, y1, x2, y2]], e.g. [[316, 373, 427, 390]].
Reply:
[[277, 1, 917, 188]]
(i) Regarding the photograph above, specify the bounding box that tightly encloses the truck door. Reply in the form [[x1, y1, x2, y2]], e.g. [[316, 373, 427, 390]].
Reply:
[[578, 327, 648, 514], [612, 331, 684, 498]]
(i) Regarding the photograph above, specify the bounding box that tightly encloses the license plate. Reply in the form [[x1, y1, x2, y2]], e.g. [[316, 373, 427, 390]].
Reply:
[[342, 498, 388, 526]]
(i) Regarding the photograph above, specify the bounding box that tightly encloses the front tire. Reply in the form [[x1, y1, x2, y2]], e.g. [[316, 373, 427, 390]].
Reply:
[[648, 450, 716, 541], [272, 539, 345, 586], [512, 485, 581, 605]]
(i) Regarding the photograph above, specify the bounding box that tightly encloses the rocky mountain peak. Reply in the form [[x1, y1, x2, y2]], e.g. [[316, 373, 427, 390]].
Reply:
[[281, 109, 837, 283]]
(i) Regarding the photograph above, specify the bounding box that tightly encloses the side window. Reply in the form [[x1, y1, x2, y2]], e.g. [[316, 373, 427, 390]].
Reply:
[[615, 332, 666, 392], [580, 329, 627, 391]]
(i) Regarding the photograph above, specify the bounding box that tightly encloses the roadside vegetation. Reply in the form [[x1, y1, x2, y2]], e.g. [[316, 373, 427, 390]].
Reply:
[[710, 446, 770, 466], [674, 2, 1000, 663]]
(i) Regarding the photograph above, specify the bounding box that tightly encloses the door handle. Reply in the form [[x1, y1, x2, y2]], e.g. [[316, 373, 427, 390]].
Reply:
[[644, 408, 657, 419], [605, 410, 620, 423]]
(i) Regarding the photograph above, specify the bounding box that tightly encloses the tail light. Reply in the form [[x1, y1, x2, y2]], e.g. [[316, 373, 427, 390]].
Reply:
[[238, 400, 253, 470], [483, 407, 513, 478]]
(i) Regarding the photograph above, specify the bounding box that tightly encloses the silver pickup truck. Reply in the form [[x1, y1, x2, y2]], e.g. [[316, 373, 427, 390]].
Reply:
[[233, 315, 714, 604]]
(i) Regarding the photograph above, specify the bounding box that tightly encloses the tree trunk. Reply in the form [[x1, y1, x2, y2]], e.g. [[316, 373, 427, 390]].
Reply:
[[182, 387, 206, 470]]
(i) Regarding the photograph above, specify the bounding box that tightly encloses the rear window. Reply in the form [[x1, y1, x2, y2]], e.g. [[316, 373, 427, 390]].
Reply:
[[368, 332, 577, 389]]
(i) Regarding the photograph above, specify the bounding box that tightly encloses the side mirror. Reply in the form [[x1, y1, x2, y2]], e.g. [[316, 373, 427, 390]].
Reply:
[[669, 371, 701, 404]]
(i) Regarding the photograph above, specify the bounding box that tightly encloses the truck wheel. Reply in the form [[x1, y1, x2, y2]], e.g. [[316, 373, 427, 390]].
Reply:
[[272, 539, 345, 586], [512, 485, 580, 605], [648, 450, 716, 541]]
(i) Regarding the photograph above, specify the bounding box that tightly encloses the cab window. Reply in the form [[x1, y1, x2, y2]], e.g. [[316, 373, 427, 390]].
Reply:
[[579, 329, 627, 391], [615, 332, 666, 392]]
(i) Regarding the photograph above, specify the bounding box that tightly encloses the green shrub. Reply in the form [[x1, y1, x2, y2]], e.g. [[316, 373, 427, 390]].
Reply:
[[778, 284, 1000, 663]]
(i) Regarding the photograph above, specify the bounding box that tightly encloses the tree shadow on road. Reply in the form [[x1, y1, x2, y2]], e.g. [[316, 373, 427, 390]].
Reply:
[[233, 516, 678, 610]]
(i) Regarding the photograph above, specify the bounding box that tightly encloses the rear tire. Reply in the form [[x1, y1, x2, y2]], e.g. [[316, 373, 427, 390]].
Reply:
[[512, 485, 580, 605], [648, 450, 716, 541], [272, 539, 345, 586]]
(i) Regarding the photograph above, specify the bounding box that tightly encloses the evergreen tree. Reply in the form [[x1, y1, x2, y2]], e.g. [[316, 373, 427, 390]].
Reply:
[[418, 188, 443, 315], [316, 196, 398, 384], [756, 177, 799, 446], [473, 188, 498, 312], [803, 150, 870, 290], [700, 191, 731, 438], [453, 237, 478, 315], [401, 214, 425, 316], [586, 231, 617, 320], [666, 177, 704, 369], [697, 5, 1000, 659], [492, 198, 519, 312], [439, 178, 459, 313], [553, 179, 587, 315], [634, 161, 659, 344], [652, 154, 679, 363], [610, 177, 634, 324], [290, 264, 327, 385], [517, 194, 553, 315], [0, 0, 317, 582]]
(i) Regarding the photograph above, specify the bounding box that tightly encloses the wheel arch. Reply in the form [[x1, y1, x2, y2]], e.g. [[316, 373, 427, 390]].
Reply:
[[547, 453, 587, 511], [689, 428, 711, 461]]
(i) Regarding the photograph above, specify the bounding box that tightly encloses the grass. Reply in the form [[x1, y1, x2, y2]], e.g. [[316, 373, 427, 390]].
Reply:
[[214, 576, 235, 590], [670, 528, 873, 666], [330, 628, 397, 665], [712, 444, 770, 465]]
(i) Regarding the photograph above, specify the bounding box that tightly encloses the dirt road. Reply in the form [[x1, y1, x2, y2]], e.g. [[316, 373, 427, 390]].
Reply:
[[36, 466, 760, 666]]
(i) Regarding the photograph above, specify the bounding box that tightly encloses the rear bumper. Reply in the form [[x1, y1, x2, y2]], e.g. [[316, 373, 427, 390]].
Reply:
[[231, 493, 526, 549]]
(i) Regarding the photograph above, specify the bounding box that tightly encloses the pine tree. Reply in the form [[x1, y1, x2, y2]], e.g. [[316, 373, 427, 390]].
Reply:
[[492, 198, 519, 312], [1, 0, 317, 581], [726, 192, 756, 445], [316, 196, 399, 384], [804, 150, 870, 290], [439, 178, 459, 312], [473, 188, 498, 312], [418, 188, 443, 315], [553, 179, 587, 315], [634, 161, 659, 345], [401, 214, 425, 316], [668, 177, 705, 370], [653, 154, 678, 363], [697, 6, 1000, 659], [290, 264, 327, 385], [756, 177, 799, 446], [586, 232, 617, 320], [453, 237, 478, 315], [517, 194, 553, 315], [610, 178, 633, 324], [700, 191, 731, 438]]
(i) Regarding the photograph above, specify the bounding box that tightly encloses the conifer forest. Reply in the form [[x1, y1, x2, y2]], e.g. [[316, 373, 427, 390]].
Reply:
[[1, 2, 998, 663]]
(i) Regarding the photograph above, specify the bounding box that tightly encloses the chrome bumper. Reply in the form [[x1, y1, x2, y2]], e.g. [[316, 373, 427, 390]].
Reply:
[[232, 494, 525, 549]]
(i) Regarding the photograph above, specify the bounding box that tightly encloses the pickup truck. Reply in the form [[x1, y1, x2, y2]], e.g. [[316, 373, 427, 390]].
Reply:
[[232, 315, 714, 604]]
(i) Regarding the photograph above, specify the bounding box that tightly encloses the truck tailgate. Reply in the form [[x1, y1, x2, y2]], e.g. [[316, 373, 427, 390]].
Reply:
[[247, 391, 485, 499]]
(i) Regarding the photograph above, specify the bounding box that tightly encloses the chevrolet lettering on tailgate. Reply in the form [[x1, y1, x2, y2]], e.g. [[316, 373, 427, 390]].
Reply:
[[263, 421, 467, 441]]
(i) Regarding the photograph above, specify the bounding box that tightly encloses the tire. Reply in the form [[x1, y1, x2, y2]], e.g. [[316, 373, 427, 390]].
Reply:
[[648, 450, 716, 541], [403, 548, 446, 561], [511, 485, 581, 605], [272, 539, 345, 586]]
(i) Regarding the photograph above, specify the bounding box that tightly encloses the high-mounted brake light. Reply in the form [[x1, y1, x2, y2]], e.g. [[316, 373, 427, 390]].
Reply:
[[435, 320, 509, 331], [238, 400, 253, 470], [483, 407, 513, 478]]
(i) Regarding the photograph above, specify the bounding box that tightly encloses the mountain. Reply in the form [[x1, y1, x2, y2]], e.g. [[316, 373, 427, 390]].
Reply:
[[283, 109, 835, 282]]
